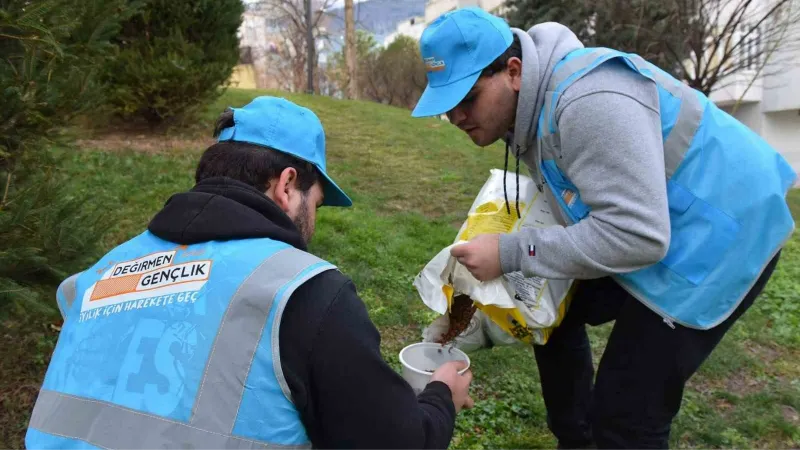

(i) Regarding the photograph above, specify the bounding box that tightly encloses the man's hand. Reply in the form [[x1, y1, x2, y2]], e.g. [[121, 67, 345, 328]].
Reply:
[[430, 361, 474, 413], [450, 234, 502, 281]]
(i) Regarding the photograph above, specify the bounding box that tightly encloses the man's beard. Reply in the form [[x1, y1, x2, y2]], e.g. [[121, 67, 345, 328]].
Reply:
[[293, 198, 313, 244]]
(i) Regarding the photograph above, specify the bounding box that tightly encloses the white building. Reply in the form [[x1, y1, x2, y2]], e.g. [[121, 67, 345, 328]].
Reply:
[[235, 2, 334, 92], [236, 5, 291, 91], [383, 16, 426, 46], [711, 16, 800, 178]]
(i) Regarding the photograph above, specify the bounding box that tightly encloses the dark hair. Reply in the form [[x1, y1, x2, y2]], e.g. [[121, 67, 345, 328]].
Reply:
[[480, 34, 522, 78], [195, 108, 320, 193]]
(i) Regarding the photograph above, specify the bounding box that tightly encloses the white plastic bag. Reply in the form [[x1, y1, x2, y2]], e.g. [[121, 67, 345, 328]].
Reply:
[[414, 169, 576, 346]]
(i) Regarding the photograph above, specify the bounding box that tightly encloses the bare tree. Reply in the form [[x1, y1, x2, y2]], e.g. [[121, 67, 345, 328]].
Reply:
[[506, 0, 691, 77], [256, 0, 338, 93], [330, 32, 425, 108], [592, 0, 800, 95], [507, 0, 800, 96], [329, 29, 380, 100], [306, 0, 314, 93], [667, 0, 800, 95], [344, 0, 358, 99], [729, 0, 799, 113]]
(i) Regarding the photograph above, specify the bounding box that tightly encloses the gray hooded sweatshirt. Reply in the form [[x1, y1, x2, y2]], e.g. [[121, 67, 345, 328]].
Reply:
[[498, 23, 671, 280]]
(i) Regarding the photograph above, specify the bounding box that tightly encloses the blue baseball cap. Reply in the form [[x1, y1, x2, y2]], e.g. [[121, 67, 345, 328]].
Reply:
[[411, 7, 513, 118], [217, 96, 352, 207]]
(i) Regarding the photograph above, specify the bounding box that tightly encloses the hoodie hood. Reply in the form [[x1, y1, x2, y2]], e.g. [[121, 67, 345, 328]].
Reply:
[[508, 23, 584, 181], [148, 177, 307, 250]]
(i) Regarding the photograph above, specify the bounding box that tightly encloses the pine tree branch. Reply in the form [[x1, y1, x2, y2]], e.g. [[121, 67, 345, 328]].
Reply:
[[1, 172, 11, 210]]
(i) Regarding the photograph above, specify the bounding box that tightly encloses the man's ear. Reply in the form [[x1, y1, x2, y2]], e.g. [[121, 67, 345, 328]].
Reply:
[[507, 57, 522, 92], [268, 167, 299, 213]]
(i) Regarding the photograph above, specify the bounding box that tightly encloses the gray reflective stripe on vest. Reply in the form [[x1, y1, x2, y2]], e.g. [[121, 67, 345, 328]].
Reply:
[[542, 48, 705, 178], [56, 273, 81, 319], [31, 248, 330, 449], [548, 48, 685, 98], [191, 247, 332, 434], [29, 389, 308, 450], [661, 83, 704, 178]]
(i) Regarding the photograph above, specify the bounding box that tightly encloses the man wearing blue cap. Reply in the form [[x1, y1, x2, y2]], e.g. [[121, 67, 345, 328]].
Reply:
[[412, 7, 795, 449], [26, 96, 473, 449]]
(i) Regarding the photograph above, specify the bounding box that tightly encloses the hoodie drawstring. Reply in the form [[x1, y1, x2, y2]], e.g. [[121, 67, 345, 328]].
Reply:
[[503, 142, 511, 216], [515, 145, 521, 218], [503, 142, 522, 219]]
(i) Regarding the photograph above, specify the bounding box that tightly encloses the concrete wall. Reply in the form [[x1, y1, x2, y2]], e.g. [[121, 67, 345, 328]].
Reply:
[[762, 19, 800, 113], [708, 70, 764, 107], [229, 64, 258, 90], [762, 110, 800, 175]]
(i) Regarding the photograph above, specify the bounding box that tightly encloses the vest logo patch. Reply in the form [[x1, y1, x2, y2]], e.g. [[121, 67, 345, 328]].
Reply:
[[424, 56, 446, 72], [561, 189, 577, 208], [79, 250, 212, 322]]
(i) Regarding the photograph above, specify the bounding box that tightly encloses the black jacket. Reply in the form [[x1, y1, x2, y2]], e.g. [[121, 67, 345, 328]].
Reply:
[[148, 177, 456, 449]]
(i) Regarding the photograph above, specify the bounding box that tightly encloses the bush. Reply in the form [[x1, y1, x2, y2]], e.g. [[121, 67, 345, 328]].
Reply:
[[0, 168, 116, 319], [0, 0, 131, 315], [331, 32, 427, 110], [0, 0, 135, 172], [374, 36, 427, 109], [102, 0, 244, 126], [330, 30, 381, 99]]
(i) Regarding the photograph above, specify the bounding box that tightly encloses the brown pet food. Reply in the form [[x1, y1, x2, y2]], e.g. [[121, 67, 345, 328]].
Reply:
[[436, 294, 477, 345]]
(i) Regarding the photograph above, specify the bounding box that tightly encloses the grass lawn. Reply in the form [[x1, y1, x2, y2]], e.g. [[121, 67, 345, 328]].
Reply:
[[2, 88, 799, 448]]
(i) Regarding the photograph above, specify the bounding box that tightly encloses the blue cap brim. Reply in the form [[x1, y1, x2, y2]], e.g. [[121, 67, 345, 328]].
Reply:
[[216, 134, 353, 207], [320, 170, 352, 207], [411, 71, 482, 118]]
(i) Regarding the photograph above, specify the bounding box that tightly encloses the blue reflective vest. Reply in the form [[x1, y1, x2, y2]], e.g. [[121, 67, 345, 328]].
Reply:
[[26, 231, 335, 449], [534, 47, 796, 330]]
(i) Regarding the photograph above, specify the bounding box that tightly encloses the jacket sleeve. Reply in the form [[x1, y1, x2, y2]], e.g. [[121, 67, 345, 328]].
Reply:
[[307, 280, 456, 448], [499, 68, 671, 280]]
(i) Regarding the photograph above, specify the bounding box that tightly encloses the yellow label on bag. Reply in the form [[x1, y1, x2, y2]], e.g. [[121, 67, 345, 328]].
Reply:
[[474, 281, 578, 345], [458, 201, 524, 241], [475, 303, 536, 343], [442, 284, 454, 312], [414, 169, 578, 349]]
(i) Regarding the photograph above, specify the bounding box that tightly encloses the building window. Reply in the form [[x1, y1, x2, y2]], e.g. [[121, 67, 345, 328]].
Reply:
[[239, 46, 254, 64], [738, 23, 762, 70]]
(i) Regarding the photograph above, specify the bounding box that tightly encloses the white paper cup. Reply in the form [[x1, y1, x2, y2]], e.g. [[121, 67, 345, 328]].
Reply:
[[399, 342, 471, 395]]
